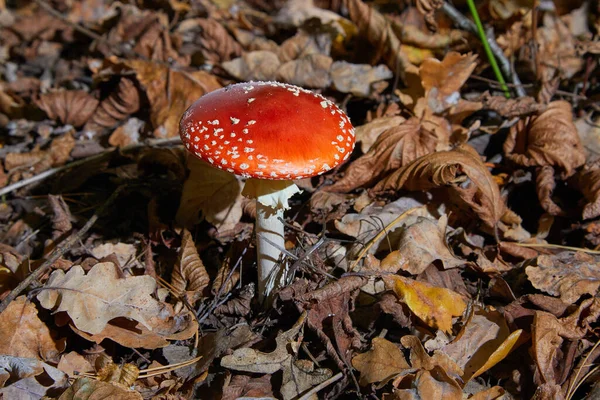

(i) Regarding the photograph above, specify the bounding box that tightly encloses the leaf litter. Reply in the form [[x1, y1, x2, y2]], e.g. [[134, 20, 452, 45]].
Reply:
[[1, 0, 600, 399]]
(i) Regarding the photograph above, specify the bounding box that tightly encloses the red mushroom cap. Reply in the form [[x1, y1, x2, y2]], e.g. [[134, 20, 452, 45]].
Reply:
[[180, 81, 355, 180]]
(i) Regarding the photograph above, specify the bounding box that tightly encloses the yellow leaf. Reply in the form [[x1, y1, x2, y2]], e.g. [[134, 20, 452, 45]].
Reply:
[[384, 276, 466, 333], [470, 329, 525, 381]]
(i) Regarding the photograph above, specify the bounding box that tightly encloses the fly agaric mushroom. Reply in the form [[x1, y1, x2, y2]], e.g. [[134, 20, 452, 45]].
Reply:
[[180, 81, 355, 303]]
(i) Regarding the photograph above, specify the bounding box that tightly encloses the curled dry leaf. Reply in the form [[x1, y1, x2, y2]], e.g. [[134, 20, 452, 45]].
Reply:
[[419, 52, 477, 114], [0, 296, 62, 362], [504, 100, 585, 179], [375, 144, 505, 228], [222, 374, 274, 400], [351, 337, 409, 386], [37, 262, 166, 335], [536, 165, 564, 215], [574, 162, 600, 219], [127, 59, 221, 138], [176, 156, 244, 232], [379, 216, 464, 274], [384, 275, 466, 333], [344, 0, 413, 79], [84, 77, 140, 134], [171, 228, 210, 298], [326, 118, 439, 193], [35, 90, 99, 127], [176, 18, 242, 64], [415, 0, 445, 31], [526, 252, 600, 304]]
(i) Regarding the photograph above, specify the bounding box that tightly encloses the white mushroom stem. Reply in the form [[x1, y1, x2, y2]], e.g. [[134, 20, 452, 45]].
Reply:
[[242, 179, 301, 304], [255, 202, 286, 303]]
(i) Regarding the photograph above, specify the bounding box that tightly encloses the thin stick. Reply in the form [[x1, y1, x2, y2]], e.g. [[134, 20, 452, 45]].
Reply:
[[441, 2, 526, 98], [33, 0, 104, 42], [513, 242, 600, 254], [297, 372, 343, 400], [0, 186, 125, 313], [0, 138, 181, 197]]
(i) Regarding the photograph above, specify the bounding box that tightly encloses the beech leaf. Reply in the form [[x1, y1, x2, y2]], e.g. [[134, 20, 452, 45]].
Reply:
[[171, 228, 210, 296], [374, 144, 505, 228]]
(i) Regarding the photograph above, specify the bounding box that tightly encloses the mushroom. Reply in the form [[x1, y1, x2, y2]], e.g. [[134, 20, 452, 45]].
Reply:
[[180, 81, 355, 303]]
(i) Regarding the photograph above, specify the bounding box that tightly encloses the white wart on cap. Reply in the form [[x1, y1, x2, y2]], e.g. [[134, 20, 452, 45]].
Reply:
[[180, 81, 355, 180]]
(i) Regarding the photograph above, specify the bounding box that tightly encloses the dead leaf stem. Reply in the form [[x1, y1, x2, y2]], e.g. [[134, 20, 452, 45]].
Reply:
[[0, 185, 125, 314]]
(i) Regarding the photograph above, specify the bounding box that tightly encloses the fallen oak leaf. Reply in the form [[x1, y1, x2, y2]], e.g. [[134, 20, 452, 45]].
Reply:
[[374, 144, 505, 228], [37, 262, 166, 335], [384, 275, 467, 333]]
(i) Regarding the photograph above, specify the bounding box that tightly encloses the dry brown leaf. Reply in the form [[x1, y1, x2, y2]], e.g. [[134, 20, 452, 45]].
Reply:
[[71, 313, 198, 349], [504, 100, 585, 179], [108, 118, 144, 148], [355, 116, 406, 153], [176, 156, 244, 232], [222, 374, 274, 400], [176, 18, 242, 64], [536, 165, 564, 215], [574, 162, 600, 219], [221, 312, 332, 400], [352, 337, 409, 386], [56, 352, 94, 378], [277, 54, 333, 89], [126, 59, 221, 138], [171, 228, 210, 297], [420, 52, 477, 114], [379, 216, 464, 274], [480, 92, 546, 118], [442, 307, 524, 382], [278, 32, 331, 63], [221, 50, 281, 82], [35, 90, 98, 127], [344, 0, 413, 80], [327, 118, 439, 193], [84, 77, 140, 134], [37, 262, 166, 335], [415, 0, 445, 31], [0, 296, 62, 362], [526, 252, 600, 303], [384, 275, 466, 333], [375, 144, 505, 228], [330, 61, 393, 97], [0, 356, 68, 398], [58, 377, 142, 400]]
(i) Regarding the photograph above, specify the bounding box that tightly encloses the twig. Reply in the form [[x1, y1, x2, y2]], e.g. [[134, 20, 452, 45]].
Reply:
[[33, 0, 104, 42], [0, 137, 181, 197], [0, 185, 125, 314], [441, 2, 527, 98], [298, 372, 343, 400]]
